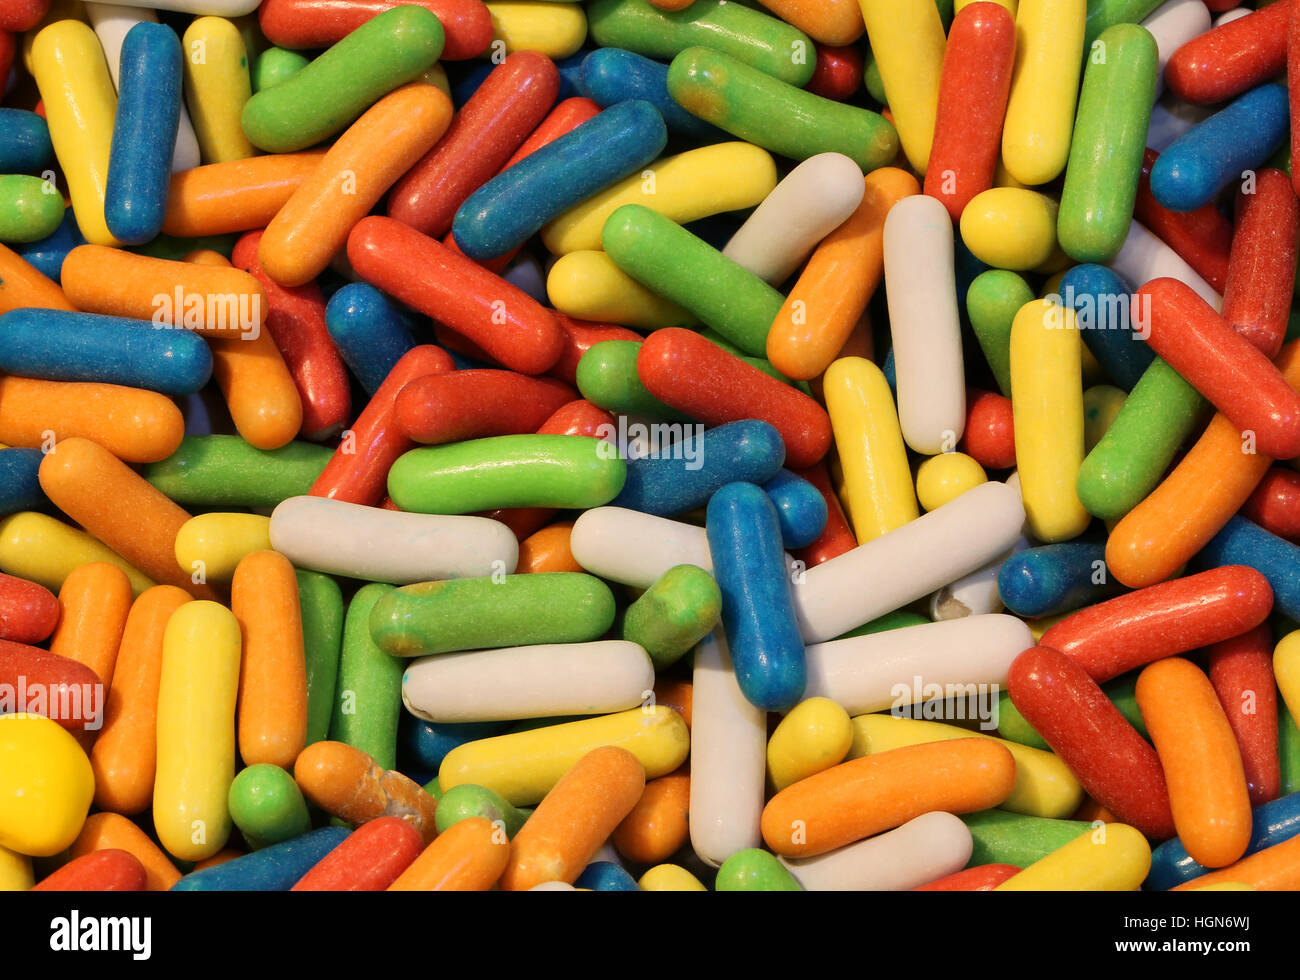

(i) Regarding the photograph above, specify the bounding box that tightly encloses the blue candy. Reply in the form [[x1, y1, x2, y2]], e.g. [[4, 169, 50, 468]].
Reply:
[[763, 469, 827, 550], [998, 541, 1125, 619], [170, 827, 350, 891], [105, 22, 183, 245], [402, 715, 507, 771], [575, 861, 640, 891], [0, 309, 212, 395], [1199, 515, 1300, 621], [0, 108, 53, 175], [1058, 264, 1151, 390], [324, 283, 417, 394], [452, 100, 668, 260], [1147, 791, 1300, 891], [1149, 83, 1289, 213], [14, 206, 85, 282], [706, 482, 806, 711], [612, 419, 785, 516], [0, 449, 47, 516], [578, 47, 725, 142]]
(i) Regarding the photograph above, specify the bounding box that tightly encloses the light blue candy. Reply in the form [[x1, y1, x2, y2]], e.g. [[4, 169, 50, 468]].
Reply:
[[1147, 791, 1300, 891], [324, 283, 417, 395], [579, 47, 725, 142], [1199, 515, 1300, 621], [170, 827, 350, 891], [763, 469, 826, 550], [1059, 264, 1151, 390], [998, 541, 1125, 619]]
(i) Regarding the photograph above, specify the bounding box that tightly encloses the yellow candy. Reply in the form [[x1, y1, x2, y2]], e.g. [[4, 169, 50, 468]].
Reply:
[[1274, 629, 1300, 724], [547, 250, 697, 330], [183, 17, 256, 164], [27, 19, 120, 247], [859, 0, 945, 173], [638, 863, 707, 891], [439, 705, 690, 807], [0, 512, 153, 596], [1010, 299, 1091, 542], [1001, 0, 1085, 186], [915, 451, 988, 512], [0, 844, 33, 891], [174, 512, 272, 584], [956, 0, 1016, 13], [421, 62, 451, 98], [0, 714, 94, 857], [848, 714, 1083, 819], [1083, 384, 1126, 453], [485, 2, 587, 59], [996, 822, 1151, 890], [154, 600, 241, 862], [542, 143, 777, 255], [823, 357, 918, 543], [959, 188, 1059, 271], [766, 697, 852, 791]]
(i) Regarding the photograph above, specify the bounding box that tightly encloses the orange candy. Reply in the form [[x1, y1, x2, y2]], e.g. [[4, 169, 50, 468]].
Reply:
[[1171, 833, 1300, 891], [48, 562, 132, 689], [388, 817, 510, 891], [0, 242, 75, 314], [294, 740, 438, 844], [67, 812, 181, 891], [162, 151, 326, 238], [611, 766, 690, 865], [516, 521, 583, 574]]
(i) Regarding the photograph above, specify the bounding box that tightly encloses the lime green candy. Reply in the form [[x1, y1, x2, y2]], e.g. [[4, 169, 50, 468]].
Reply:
[[715, 849, 802, 891], [587, 0, 815, 87], [329, 583, 403, 771], [667, 47, 898, 174], [144, 435, 332, 507], [0, 176, 65, 243], [863, 47, 885, 104], [1084, 0, 1165, 50], [388, 434, 627, 514], [967, 270, 1034, 398], [621, 565, 721, 670], [577, 340, 691, 420], [240, 6, 444, 152], [962, 810, 1092, 868], [1076, 358, 1205, 519], [602, 204, 784, 356], [1058, 25, 1157, 264], [298, 569, 344, 747], [423, 776, 443, 802], [253, 47, 309, 92], [227, 764, 312, 850], [369, 573, 616, 657], [1280, 702, 1300, 797], [434, 784, 530, 838]]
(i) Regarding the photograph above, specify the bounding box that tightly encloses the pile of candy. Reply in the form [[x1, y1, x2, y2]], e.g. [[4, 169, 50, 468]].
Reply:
[[1, 0, 1299, 893]]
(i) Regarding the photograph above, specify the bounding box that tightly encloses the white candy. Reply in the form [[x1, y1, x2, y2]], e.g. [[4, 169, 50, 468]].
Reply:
[[571, 507, 714, 587], [1140, 0, 1212, 98], [401, 641, 654, 724], [722, 153, 865, 286], [802, 614, 1033, 716], [882, 194, 966, 455], [83, 0, 260, 14], [528, 881, 577, 891], [779, 812, 973, 890], [689, 630, 767, 868], [930, 472, 1030, 620], [268, 496, 518, 583], [1109, 219, 1222, 311], [1214, 7, 1252, 26]]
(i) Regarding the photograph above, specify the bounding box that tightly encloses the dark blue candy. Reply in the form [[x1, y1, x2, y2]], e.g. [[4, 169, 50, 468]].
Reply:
[[1147, 791, 1300, 891], [998, 541, 1125, 618], [1150, 83, 1289, 213], [706, 482, 806, 711], [1058, 264, 1152, 390], [0, 449, 47, 515], [170, 826, 350, 891], [612, 419, 784, 516], [402, 715, 507, 771], [555, 51, 587, 100], [15, 206, 85, 282], [0, 108, 53, 174], [763, 469, 827, 549], [324, 283, 417, 394], [105, 22, 183, 245], [954, 235, 988, 305], [883, 347, 896, 393], [578, 48, 725, 142], [452, 100, 668, 260], [574, 861, 640, 891], [1199, 515, 1300, 621]]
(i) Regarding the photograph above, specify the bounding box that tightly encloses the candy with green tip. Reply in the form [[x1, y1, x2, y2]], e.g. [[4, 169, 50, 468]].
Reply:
[[967, 270, 1034, 398], [621, 564, 722, 670], [297, 569, 344, 747], [227, 764, 312, 850], [329, 583, 403, 771], [434, 784, 530, 838], [962, 810, 1092, 868], [576, 340, 691, 420], [0, 175, 65, 244], [715, 848, 802, 891], [252, 47, 309, 92], [143, 435, 333, 508]]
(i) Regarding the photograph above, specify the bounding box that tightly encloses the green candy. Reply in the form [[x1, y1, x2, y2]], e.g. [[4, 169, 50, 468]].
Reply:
[[576, 340, 690, 420], [252, 47, 310, 92], [369, 573, 616, 657], [667, 47, 898, 174], [1084, 0, 1166, 50], [715, 849, 802, 891], [388, 434, 627, 514], [602, 203, 784, 356], [434, 784, 530, 838], [997, 673, 1149, 750], [621, 564, 721, 670], [967, 270, 1034, 397], [329, 583, 403, 771], [1058, 25, 1157, 264], [834, 610, 930, 641], [144, 435, 332, 507], [863, 48, 886, 105], [240, 6, 444, 153], [1076, 358, 1205, 519], [423, 776, 443, 802], [227, 764, 313, 850], [1281, 702, 1300, 797], [588, 0, 815, 87], [297, 569, 344, 747], [962, 810, 1092, 868], [0, 175, 64, 243]]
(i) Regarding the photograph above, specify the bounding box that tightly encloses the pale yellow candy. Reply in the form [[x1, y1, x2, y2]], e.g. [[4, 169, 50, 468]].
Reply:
[[0, 714, 94, 857], [915, 452, 988, 512], [183, 17, 256, 164], [848, 714, 1083, 819], [1275, 629, 1300, 723], [420, 62, 451, 98], [486, 2, 586, 59], [767, 697, 853, 791], [996, 822, 1151, 890], [0, 844, 33, 891], [542, 143, 777, 255], [547, 250, 697, 330], [0, 511, 153, 596], [174, 512, 272, 583], [638, 864, 707, 891], [1083, 384, 1126, 453], [959, 188, 1060, 271]]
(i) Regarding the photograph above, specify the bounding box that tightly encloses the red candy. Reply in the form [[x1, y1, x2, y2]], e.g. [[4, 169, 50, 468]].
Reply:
[[1040, 565, 1275, 683], [0, 0, 49, 32], [1207, 624, 1281, 807], [291, 817, 424, 891], [913, 863, 1020, 891], [1135, 149, 1232, 292], [1243, 466, 1300, 542], [433, 313, 642, 386], [31, 850, 147, 892], [348, 216, 566, 376], [0, 30, 14, 85], [394, 369, 575, 444], [636, 328, 832, 469], [806, 44, 864, 102], [0, 640, 104, 735], [0, 571, 60, 644], [1165, 1, 1290, 105], [1007, 645, 1175, 841], [257, 0, 494, 60], [791, 461, 857, 567], [961, 388, 1015, 471], [1221, 168, 1299, 359]]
